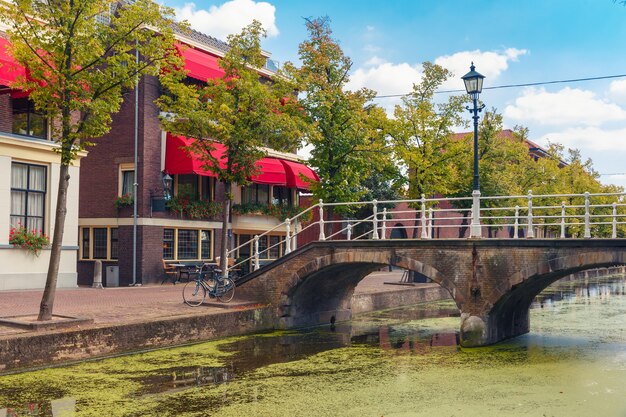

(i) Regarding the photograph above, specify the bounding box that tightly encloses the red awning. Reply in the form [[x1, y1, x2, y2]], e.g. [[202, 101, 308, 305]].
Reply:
[[280, 160, 320, 190], [0, 37, 26, 87], [165, 133, 227, 176], [251, 158, 287, 186], [176, 44, 225, 82]]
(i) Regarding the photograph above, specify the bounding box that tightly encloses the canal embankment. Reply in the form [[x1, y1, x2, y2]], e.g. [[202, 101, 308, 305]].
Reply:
[[0, 271, 449, 372]]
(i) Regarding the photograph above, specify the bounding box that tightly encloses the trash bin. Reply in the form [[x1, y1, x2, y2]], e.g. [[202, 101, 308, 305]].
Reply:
[[106, 266, 119, 287]]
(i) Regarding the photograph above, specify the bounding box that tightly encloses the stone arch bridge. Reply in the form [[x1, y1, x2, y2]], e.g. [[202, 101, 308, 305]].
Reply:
[[237, 239, 626, 347]]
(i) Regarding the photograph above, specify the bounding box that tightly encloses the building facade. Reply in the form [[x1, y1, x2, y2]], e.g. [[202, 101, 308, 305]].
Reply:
[[77, 29, 318, 286], [0, 34, 84, 290]]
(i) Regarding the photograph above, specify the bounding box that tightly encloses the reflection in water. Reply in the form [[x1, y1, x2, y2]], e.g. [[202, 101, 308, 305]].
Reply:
[[2, 275, 626, 416], [0, 397, 75, 417]]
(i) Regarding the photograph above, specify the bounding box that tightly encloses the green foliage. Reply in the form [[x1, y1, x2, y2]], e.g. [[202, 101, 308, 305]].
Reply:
[[114, 193, 133, 209], [158, 20, 308, 186], [283, 17, 391, 209], [0, 0, 183, 164], [165, 196, 221, 219], [389, 62, 469, 200], [9, 225, 50, 256], [0, 0, 183, 318], [232, 202, 310, 221]]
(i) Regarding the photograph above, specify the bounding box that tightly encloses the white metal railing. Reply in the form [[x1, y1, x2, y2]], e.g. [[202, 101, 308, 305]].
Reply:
[[227, 191, 626, 276]]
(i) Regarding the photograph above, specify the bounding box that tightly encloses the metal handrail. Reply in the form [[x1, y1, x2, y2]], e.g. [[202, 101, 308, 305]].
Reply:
[[227, 191, 626, 275]]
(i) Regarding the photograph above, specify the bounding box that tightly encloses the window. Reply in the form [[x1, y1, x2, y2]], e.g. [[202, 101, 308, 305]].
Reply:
[[81, 228, 90, 260], [241, 184, 270, 205], [177, 175, 198, 199], [12, 98, 47, 139], [11, 162, 46, 232], [177, 229, 198, 260], [272, 186, 293, 206], [121, 170, 134, 196], [201, 176, 214, 201], [80, 227, 118, 260], [110, 228, 119, 260], [174, 175, 213, 201], [93, 228, 108, 259], [163, 229, 174, 260], [234, 234, 285, 261], [163, 228, 213, 261]]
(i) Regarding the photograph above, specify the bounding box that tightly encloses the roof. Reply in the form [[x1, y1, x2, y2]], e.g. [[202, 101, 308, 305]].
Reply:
[[172, 25, 230, 54]]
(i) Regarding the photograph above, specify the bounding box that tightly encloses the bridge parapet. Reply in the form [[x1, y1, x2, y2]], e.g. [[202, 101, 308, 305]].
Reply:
[[228, 191, 626, 276]]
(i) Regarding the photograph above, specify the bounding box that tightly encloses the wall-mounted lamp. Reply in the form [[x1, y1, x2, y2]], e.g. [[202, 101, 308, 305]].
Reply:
[[162, 172, 173, 201]]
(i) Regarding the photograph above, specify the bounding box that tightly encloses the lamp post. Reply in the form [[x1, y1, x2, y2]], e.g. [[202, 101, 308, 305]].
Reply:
[[461, 62, 485, 191], [461, 62, 485, 238]]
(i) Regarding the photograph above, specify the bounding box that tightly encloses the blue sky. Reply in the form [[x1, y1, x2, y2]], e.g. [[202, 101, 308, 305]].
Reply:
[[167, 0, 626, 188]]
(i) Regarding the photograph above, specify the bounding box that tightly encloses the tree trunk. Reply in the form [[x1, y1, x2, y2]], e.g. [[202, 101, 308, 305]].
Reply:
[[458, 212, 469, 238], [220, 181, 231, 279], [325, 205, 334, 239], [412, 209, 420, 239], [38, 164, 70, 321]]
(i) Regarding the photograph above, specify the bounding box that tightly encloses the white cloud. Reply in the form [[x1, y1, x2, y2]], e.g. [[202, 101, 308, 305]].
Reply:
[[434, 48, 528, 89], [608, 79, 626, 103], [174, 0, 279, 42], [347, 60, 423, 113], [504, 87, 626, 127], [347, 48, 527, 114], [539, 127, 626, 152]]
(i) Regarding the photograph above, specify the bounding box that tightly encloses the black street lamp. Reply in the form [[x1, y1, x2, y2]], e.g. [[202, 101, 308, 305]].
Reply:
[[461, 62, 485, 191]]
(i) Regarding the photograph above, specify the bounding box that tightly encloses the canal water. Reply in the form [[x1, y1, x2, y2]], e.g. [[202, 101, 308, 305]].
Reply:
[[2, 276, 626, 416]]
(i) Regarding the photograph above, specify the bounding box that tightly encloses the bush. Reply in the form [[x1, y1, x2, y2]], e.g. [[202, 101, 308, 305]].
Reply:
[[166, 196, 221, 219], [232, 203, 311, 222], [114, 193, 134, 209], [9, 225, 50, 256]]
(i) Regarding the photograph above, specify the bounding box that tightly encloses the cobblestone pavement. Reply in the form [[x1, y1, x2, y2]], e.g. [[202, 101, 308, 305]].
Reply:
[[0, 271, 435, 337]]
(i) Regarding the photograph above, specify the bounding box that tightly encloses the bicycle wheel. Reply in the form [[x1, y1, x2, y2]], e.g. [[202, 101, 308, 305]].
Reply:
[[216, 278, 235, 303], [182, 281, 206, 307]]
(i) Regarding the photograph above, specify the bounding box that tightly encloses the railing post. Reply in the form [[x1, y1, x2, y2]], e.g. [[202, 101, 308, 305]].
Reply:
[[560, 201, 566, 239], [253, 235, 260, 271], [284, 218, 291, 255], [318, 199, 325, 241], [372, 199, 379, 240], [347, 221, 352, 241], [420, 194, 428, 239], [584, 191, 591, 239], [428, 207, 434, 239], [470, 189, 482, 238], [527, 190, 534, 238], [381, 208, 387, 240], [613, 202, 618, 239], [514, 206, 519, 239]]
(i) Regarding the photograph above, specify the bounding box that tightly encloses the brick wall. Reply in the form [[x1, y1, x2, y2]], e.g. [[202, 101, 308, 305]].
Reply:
[[0, 94, 11, 132]]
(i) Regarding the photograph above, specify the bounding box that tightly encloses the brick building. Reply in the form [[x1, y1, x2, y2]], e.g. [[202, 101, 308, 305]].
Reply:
[[77, 28, 318, 286]]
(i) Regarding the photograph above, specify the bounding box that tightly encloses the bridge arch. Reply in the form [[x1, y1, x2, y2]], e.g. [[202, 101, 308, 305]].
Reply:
[[280, 250, 456, 328], [477, 251, 626, 345]]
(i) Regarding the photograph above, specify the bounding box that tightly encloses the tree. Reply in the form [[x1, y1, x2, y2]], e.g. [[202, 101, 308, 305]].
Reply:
[[158, 21, 308, 277], [388, 62, 468, 237], [284, 17, 391, 232], [0, 0, 181, 320]]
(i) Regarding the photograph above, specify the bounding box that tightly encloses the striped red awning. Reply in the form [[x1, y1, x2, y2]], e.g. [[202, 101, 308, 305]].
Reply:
[[165, 133, 319, 189], [176, 44, 225, 82], [251, 158, 287, 186], [280, 160, 319, 190], [0, 37, 26, 88], [165, 133, 227, 176]]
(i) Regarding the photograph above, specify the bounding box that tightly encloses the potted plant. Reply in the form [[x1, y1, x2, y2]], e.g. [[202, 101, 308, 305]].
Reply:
[[114, 193, 134, 209], [9, 225, 50, 256]]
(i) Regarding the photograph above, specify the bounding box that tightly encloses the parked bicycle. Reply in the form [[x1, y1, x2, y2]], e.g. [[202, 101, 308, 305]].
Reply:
[[182, 265, 236, 306]]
